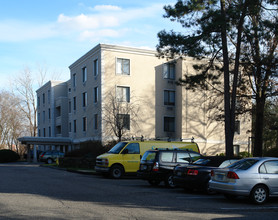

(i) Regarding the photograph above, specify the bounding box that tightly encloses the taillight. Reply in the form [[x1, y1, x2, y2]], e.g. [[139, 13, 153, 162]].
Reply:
[[40, 153, 45, 158], [187, 169, 198, 176], [227, 171, 239, 179], [152, 162, 159, 171], [211, 170, 215, 176]]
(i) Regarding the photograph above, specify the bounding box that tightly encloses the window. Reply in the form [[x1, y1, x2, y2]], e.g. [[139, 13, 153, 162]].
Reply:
[[116, 58, 130, 75], [94, 87, 98, 103], [42, 111, 45, 123], [262, 161, 278, 174], [48, 108, 51, 119], [69, 122, 72, 132], [37, 97, 40, 107], [93, 59, 98, 76], [116, 114, 130, 130], [38, 113, 40, 125], [116, 86, 130, 102], [235, 120, 240, 134], [48, 126, 51, 137], [82, 67, 87, 83], [163, 63, 175, 79], [83, 117, 87, 132], [94, 114, 98, 129], [176, 152, 191, 163], [164, 90, 175, 106], [73, 97, 76, 111], [82, 92, 87, 107], [56, 125, 61, 134], [43, 128, 46, 137], [164, 117, 175, 132], [73, 73, 76, 87], [123, 143, 140, 154], [233, 145, 240, 156], [38, 129, 41, 137], [73, 120, 77, 133], [69, 101, 71, 113], [161, 152, 174, 162], [43, 93, 45, 104], [48, 90, 50, 104], [56, 106, 61, 117]]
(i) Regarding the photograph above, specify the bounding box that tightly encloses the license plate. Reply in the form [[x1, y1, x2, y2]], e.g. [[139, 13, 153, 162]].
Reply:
[[216, 174, 224, 181]]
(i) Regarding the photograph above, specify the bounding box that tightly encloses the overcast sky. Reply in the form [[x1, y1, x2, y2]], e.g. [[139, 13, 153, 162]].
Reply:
[[0, 0, 182, 90]]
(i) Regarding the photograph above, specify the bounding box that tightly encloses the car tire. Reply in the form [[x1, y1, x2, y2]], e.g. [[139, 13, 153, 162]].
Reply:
[[47, 158, 53, 164], [148, 180, 160, 186], [109, 165, 124, 179], [224, 194, 237, 200], [249, 185, 268, 205], [164, 174, 176, 188]]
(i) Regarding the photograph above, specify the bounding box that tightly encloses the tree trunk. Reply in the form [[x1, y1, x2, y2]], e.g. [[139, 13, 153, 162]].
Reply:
[[220, 0, 234, 157], [253, 95, 265, 156]]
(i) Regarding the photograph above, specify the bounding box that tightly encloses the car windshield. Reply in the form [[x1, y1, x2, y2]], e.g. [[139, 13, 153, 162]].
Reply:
[[141, 151, 156, 162], [228, 158, 259, 170], [108, 142, 128, 154]]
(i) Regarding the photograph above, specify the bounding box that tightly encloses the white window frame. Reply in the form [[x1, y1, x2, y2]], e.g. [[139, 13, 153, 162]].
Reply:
[[164, 90, 175, 106], [163, 63, 175, 80], [116, 58, 130, 75], [116, 86, 130, 102]]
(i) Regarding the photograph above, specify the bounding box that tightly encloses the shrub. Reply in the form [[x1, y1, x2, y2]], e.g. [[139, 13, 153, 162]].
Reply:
[[0, 149, 20, 163], [264, 147, 278, 157], [60, 141, 116, 169]]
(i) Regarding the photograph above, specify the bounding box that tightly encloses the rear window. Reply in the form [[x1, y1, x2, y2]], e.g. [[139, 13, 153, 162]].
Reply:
[[141, 151, 156, 162], [228, 159, 259, 170], [160, 152, 174, 162]]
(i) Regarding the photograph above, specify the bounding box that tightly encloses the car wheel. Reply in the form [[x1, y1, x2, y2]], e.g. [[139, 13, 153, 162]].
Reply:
[[109, 165, 124, 179], [164, 174, 176, 188], [47, 158, 53, 164], [249, 185, 268, 205], [148, 180, 160, 186], [224, 194, 237, 200]]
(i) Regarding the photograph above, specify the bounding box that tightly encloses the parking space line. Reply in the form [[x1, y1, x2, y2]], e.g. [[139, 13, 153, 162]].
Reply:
[[177, 196, 220, 199], [221, 207, 278, 210]]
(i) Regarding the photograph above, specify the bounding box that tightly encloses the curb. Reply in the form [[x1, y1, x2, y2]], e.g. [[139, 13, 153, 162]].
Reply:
[[40, 164, 97, 175]]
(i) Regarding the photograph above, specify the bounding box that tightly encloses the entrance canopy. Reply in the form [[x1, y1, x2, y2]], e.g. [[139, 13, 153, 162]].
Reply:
[[18, 136, 72, 146]]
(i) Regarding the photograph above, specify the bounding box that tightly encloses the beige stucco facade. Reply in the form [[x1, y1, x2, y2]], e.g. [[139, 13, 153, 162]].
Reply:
[[36, 44, 252, 155]]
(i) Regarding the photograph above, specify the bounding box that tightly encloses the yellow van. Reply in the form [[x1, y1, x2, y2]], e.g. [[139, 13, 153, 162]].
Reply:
[[95, 140, 199, 178]]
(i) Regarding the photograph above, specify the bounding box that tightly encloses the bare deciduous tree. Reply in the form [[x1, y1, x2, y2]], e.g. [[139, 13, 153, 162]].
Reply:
[[102, 91, 140, 142]]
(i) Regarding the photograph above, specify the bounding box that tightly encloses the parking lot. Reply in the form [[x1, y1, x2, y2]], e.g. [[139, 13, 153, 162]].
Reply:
[[0, 163, 278, 219]]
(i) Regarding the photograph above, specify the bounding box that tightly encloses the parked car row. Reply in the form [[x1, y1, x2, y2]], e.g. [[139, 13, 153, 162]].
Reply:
[[137, 149, 278, 205], [94, 140, 278, 205]]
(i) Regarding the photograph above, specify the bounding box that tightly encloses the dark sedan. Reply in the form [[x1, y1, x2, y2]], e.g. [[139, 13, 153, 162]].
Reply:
[[173, 156, 238, 193]]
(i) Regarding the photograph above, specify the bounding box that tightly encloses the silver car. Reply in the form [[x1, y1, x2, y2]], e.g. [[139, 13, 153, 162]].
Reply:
[[209, 157, 278, 204]]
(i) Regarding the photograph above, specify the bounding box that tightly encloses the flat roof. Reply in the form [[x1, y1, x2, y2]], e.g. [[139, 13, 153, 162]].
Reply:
[[18, 136, 72, 145]]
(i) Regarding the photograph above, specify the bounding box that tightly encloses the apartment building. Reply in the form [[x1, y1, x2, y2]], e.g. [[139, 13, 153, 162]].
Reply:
[[36, 44, 251, 155], [36, 80, 69, 151]]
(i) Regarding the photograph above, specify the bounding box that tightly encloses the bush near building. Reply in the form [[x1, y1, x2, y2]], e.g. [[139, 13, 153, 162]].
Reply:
[[0, 149, 20, 163], [264, 147, 278, 157], [59, 141, 115, 169]]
